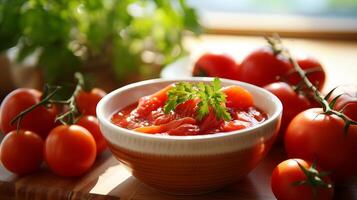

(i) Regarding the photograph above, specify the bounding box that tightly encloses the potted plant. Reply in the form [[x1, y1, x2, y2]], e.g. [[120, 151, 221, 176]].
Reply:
[[0, 0, 200, 92]]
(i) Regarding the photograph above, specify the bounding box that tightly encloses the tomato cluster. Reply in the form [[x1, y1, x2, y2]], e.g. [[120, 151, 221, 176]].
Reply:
[[193, 51, 326, 137], [0, 85, 107, 177], [193, 43, 357, 200]]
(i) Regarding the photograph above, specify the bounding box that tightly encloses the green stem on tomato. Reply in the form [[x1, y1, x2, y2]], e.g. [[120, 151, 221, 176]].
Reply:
[[293, 160, 333, 200], [285, 67, 323, 92], [266, 35, 357, 133], [54, 72, 85, 125], [9, 72, 87, 131]]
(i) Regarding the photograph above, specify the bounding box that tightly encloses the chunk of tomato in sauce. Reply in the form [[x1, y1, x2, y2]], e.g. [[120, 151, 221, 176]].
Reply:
[[168, 124, 200, 136], [222, 120, 251, 132], [199, 109, 223, 134], [150, 110, 175, 125], [135, 84, 173, 117], [175, 98, 199, 118], [133, 117, 196, 134], [221, 86, 253, 109]]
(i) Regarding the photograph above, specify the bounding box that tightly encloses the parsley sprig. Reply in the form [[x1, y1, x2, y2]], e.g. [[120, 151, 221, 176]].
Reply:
[[163, 78, 232, 121]]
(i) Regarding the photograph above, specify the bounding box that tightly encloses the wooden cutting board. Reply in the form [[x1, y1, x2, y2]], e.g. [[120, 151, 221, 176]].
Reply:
[[1, 146, 356, 200]]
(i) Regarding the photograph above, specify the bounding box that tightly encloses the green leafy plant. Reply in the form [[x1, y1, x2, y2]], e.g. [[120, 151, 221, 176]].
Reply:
[[0, 0, 200, 86]]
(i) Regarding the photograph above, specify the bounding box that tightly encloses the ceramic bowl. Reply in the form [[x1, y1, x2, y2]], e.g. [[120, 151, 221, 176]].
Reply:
[[97, 78, 282, 194]]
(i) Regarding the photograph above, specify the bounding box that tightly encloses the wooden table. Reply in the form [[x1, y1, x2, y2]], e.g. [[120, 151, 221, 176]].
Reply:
[[1, 35, 357, 199], [1, 146, 356, 200]]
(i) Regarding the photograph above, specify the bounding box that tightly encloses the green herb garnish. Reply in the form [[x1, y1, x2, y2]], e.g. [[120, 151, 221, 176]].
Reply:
[[163, 78, 232, 121]]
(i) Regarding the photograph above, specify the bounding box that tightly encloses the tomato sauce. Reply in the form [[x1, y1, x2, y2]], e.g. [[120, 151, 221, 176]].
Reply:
[[111, 84, 267, 136]]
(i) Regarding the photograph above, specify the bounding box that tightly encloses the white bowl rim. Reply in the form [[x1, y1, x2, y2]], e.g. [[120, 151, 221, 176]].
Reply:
[[97, 77, 282, 141]]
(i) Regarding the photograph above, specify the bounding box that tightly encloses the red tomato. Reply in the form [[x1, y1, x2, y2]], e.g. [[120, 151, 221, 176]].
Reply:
[[44, 125, 96, 177], [237, 47, 292, 87], [271, 159, 334, 200], [264, 82, 310, 138], [335, 95, 357, 122], [330, 85, 357, 121], [0, 88, 57, 138], [193, 53, 239, 80], [285, 108, 357, 181], [221, 85, 253, 109], [75, 88, 106, 116], [76, 115, 107, 154], [286, 57, 326, 91], [0, 130, 44, 175]]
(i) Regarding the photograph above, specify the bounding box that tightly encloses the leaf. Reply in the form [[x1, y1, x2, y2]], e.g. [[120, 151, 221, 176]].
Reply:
[[0, 0, 24, 51], [213, 77, 221, 91], [197, 100, 209, 120], [163, 79, 231, 121], [163, 81, 193, 114], [295, 159, 310, 176], [178, 0, 202, 35], [324, 87, 339, 101], [38, 47, 81, 85]]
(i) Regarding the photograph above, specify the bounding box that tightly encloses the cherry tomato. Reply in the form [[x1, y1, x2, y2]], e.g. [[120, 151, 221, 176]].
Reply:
[[76, 115, 107, 154], [44, 125, 96, 177], [330, 85, 357, 121], [271, 159, 334, 200], [286, 57, 326, 91], [335, 96, 357, 122], [0, 130, 44, 175], [75, 88, 106, 116], [285, 108, 357, 181], [237, 47, 292, 87], [193, 53, 239, 80], [0, 88, 57, 138], [221, 85, 253, 109], [264, 82, 310, 138]]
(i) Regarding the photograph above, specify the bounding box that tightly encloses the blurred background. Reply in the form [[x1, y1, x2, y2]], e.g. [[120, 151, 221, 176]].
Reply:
[[0, 0, 356, 98], [190, 0, 357, 39]]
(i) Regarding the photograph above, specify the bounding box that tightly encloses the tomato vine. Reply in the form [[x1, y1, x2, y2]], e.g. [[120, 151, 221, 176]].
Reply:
[[10, 72, 88, 130], [54, 73, 85, 125], [10, 86, 61, 132], [266, 35, 357, 133]]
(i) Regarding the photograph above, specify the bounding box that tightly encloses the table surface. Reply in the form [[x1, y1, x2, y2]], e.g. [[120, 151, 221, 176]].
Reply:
[[1, 146, 356, 200], [1, 35, 357, 200]]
